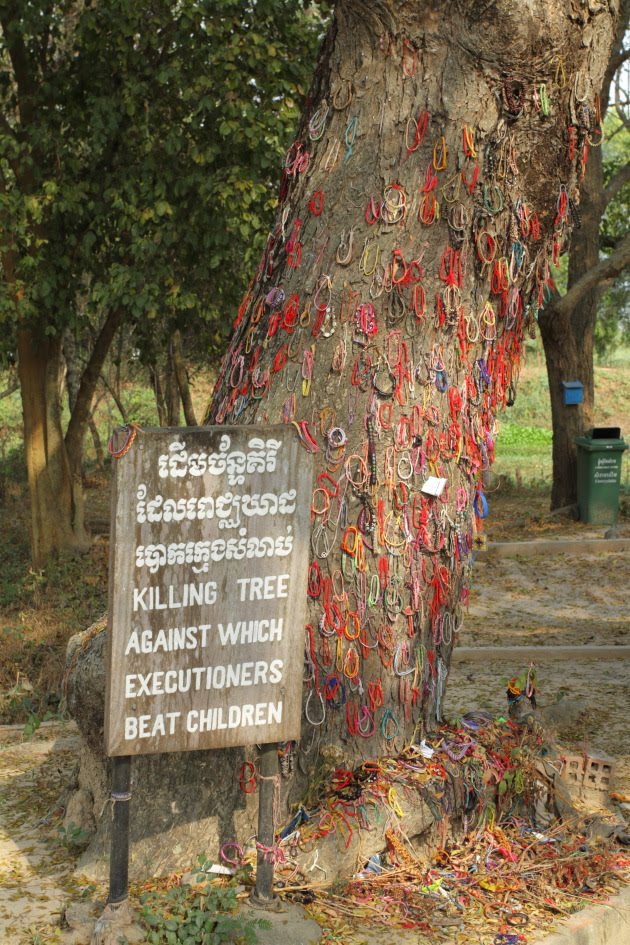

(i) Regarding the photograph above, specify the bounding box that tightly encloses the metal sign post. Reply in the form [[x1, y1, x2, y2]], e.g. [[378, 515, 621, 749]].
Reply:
[[109, 755, 132, 904], [253, 743, 279, 903]]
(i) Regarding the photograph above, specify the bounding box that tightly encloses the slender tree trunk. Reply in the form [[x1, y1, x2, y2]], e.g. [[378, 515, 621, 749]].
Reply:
[[149, 346, 182, 427], [63, 328, 81, 410], [150, 364, 168, 426], [207, 1, 617, 773], [539, 306, 584, 511], [101, 374, 129, 425], [65, 310, 124, 471], [17, 329, 90, 568], [539, 137, 602, 509], [165, 341, 181, 427], [88, 414, 105, 470], [61, 327, 88, 539], [172, 330, 198, 426]]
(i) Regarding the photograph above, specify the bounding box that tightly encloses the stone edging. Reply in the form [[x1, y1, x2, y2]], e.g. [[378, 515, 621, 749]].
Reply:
[[532, 885, 630, 945]]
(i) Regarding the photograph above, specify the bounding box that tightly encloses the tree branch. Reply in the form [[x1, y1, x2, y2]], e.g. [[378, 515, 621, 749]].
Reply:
[[603, 158, 630, 206], [553, 233, 630, 320], [600, 233, 623, 251], [98, 373, 128, 425], [0, 378, 18, 400], [609, 45, 630, 75], [64, 307, 125, 469]]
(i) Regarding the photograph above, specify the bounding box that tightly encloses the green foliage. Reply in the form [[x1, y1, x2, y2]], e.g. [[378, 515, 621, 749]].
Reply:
[[23, 708, 57, 738], [595, 276, 630, 359], [595, 110, 630, 358], [0, 1, 326, 360], [602, 111, 630, 244], [138, 871, 271, 945]]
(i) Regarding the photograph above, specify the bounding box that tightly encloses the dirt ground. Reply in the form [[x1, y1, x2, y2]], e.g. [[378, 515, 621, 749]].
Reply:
[[0, 723, 85, 943], [448, 491, 630, 795], [1, 491, 629, 943]]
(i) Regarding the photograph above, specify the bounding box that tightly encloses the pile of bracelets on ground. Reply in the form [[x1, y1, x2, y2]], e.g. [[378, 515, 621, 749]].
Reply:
[[264, 716, 627, 943], [130, 716, 629, 943]]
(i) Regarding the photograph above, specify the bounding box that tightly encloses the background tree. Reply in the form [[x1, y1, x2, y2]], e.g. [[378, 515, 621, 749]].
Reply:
[[0, 0, 323, 567], [539, 5, 630, 509]]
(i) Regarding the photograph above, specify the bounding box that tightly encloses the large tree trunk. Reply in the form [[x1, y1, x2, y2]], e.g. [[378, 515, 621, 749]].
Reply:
[[207, 0, 618, 767], [17, 329, 90, 569], [539, 298, 588, 511]]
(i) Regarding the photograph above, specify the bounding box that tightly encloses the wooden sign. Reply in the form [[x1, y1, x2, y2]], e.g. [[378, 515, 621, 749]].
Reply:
[[105, 426, 313, 757]]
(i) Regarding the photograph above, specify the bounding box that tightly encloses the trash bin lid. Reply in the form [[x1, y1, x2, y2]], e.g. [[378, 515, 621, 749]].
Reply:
[[590, 427, 621, 439], [575, 432, 628, 452]]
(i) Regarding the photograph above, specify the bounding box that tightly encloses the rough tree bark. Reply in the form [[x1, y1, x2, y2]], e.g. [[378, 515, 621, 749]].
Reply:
[[67, 0, 620, 881], [539, 0, 630, 509]]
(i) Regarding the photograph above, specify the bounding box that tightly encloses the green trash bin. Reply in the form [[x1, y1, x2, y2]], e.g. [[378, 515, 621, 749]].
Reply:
[[575, 427, 628, 524]]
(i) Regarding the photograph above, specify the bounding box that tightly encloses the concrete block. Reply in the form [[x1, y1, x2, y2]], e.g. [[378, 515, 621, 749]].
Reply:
[[532, 885, 630, 945]]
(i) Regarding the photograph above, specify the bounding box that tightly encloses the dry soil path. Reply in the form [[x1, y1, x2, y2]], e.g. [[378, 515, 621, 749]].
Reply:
[[0, 724, 86, 944]]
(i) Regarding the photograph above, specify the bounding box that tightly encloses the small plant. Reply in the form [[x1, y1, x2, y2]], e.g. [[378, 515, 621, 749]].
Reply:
[[23, 708, 59, 738], [28, 931, 61, 945], [57, 821, 91, 850], [138, 868, 271, 945]]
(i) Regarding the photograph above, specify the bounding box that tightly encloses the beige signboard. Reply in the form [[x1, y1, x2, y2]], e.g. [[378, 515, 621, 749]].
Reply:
[[105, 426, 313, 757]]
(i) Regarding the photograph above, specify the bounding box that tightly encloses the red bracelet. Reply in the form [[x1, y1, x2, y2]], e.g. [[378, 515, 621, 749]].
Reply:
[[239, 762, 257, 793], [309, 191, 324, 215]]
